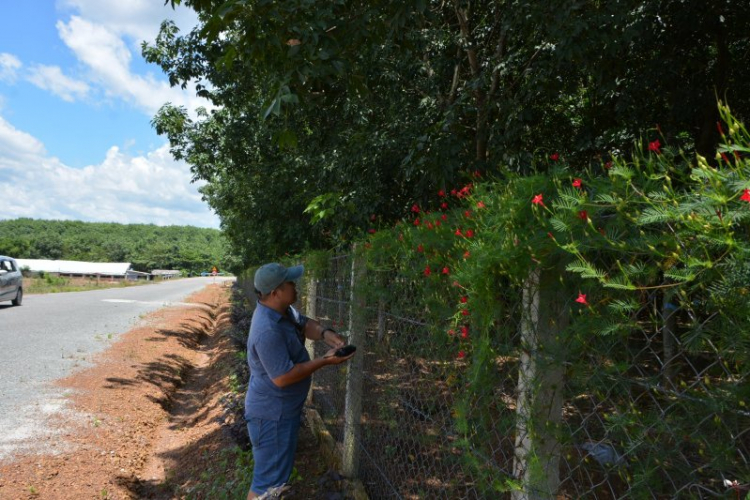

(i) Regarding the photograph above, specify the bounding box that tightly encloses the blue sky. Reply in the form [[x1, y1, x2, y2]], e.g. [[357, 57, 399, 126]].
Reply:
[[0, 0, 219, 228]]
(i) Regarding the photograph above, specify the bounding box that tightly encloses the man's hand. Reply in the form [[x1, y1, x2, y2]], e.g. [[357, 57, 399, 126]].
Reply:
[[323, 347, 355, 364], [324, 331, 346, 349]]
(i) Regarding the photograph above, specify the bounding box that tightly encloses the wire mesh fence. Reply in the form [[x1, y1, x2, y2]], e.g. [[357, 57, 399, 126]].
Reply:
[[292, 251, 750, 500]]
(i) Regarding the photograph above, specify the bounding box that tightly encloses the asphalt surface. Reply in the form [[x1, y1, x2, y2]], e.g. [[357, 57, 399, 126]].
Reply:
[[0, 276, 233, 459]]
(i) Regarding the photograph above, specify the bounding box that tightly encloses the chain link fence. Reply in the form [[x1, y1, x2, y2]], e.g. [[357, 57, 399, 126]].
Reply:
[[288, 251, 750, 500]]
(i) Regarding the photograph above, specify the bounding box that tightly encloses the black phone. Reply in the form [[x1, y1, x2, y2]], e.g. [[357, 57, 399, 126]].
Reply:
[[335, 345, 357, 357]]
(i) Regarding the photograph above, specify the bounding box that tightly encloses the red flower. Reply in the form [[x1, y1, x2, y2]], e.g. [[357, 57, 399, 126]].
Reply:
[[411, 204, 421, 213], [572, 178, 582, 188], [441, 202, 449, 209], [741, 189, 750, 203], [441, 214, 448, 221], [648, 140, 661, 153], [457, 185, 472, 198], [465, 229, 474, 238], [426, 221, 434, 229], [450, 189, 457, 196], [448, 329, 455, 336], [532, 194, 544, 206], [461, 309, 469, 316], [473, 170, 482, 178], [457, 351, 466, 359], [413, 218, 421, 226], [460, 325, 469, 336], [575, 293, 588, 305], [435, 220, 442, 227], [442, 267, 450, 275], [464, 210, 472, 218], [460, 296, 468, 304], [716, 121, 725, 136], [604, 161, 613, 169], [477, 201, 486, 209], [547, 232, 554, 239], [455, 228, 463, 237], [417, 244, 424, 253], [550, 153, 560, 161], [368, 228, 376, 234], [438, 189, 446, 197], [424, 266, 431, 277], [578, 210, 588, 221]]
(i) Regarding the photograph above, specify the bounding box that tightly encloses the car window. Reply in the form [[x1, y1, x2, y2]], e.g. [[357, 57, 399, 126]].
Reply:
[[0, 260, 10, 272]]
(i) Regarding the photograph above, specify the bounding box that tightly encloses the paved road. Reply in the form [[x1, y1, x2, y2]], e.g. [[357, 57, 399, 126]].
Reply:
[[0, 276, 234, 459]]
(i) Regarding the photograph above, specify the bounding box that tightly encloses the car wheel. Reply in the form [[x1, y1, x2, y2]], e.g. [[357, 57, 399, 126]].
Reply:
[[12, 288, 22, 306]]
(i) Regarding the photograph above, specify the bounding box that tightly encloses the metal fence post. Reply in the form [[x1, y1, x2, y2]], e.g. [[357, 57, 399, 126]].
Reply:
[[662, 288, 678, 389], [342, 249, 366, 478], [377, 298, 386, 342], [306, 276, 318, 403], [512, 266, 568, 500]]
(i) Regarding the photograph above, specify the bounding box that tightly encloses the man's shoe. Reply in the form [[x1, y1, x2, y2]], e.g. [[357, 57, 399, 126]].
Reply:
[[257, 483, 292, 499]]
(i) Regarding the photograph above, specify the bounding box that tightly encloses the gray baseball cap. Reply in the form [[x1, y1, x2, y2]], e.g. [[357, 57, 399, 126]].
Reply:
[[254, 263, 304, 294]]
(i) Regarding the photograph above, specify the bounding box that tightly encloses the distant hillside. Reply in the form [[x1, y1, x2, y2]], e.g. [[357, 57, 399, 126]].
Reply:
[[0, 218, 228, 274]]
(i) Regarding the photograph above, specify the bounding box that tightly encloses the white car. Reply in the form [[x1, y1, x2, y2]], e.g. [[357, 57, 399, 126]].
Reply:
[[0, 256, 23, 306]]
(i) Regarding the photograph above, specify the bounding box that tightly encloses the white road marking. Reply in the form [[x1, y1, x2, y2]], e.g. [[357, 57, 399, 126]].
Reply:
[[101, 299, 205, 308]]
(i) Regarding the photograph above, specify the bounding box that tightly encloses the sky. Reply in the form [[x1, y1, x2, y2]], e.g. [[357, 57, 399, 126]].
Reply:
[[0, 0, 220, 229]]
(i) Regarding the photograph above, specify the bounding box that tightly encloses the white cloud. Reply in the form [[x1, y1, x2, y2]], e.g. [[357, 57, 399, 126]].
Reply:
[[0, 53, 22, 83], [27, 64, 90, 102], [57, 15, 211, 117], [57, 0, 198, 44], [0, 115, 218, 228]]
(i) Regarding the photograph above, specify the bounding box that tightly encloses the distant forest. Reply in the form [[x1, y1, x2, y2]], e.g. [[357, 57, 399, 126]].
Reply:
[[0, 218, 229, 274]]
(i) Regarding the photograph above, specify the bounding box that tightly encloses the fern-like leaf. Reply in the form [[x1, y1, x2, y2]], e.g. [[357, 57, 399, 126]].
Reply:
[[566, 260, 607, 280]]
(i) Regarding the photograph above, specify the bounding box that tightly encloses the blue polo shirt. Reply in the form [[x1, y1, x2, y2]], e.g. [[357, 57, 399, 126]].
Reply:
[[244, 302, 311, 420]]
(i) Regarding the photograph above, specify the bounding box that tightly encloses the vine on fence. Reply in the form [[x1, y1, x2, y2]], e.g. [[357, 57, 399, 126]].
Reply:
[[318, 104, 750, 495]]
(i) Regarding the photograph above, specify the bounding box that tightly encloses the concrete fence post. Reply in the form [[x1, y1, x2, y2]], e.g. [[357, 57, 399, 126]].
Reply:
[[342, 249, 366, 478], [306, 276, 318, 403], [512, 266, 568, 500]]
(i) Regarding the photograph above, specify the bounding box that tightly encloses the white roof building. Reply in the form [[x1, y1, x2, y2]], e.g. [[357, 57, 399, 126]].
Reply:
[[16, 259, 132, 276]]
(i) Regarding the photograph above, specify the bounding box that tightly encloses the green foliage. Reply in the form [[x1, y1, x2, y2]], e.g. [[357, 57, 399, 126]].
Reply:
[[0, 218, 231, 274], [147, 0, 750, 267], [184, 446, 254, 499], [319, 106, 750, 495]]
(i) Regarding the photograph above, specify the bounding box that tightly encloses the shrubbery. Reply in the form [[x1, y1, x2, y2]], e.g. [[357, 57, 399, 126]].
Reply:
[[304, 105, 750, 495]]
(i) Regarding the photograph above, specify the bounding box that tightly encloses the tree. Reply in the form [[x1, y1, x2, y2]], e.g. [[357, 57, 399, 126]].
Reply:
[[147, 0, 750, 265]]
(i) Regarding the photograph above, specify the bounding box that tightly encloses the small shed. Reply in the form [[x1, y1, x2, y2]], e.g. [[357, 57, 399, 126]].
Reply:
[[125, 270, 151, 281], [151, 269, 182, 280]]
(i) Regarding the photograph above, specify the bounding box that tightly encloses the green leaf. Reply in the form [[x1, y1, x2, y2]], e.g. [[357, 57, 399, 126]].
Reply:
[[262, 97, 281, 119], [663, 268, 697, 283], [550, 217, 569, 233], [275, 129, 298, 149], [566, 260, 607, 280], [637, 207, 674, 225]]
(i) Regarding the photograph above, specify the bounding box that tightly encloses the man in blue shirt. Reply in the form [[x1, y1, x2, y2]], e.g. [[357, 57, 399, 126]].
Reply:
[[245, 263, 353, 499]]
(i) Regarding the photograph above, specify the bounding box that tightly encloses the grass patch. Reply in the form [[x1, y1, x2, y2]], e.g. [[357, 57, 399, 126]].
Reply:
[[24, 275, 155, 294], [183, 446, 254, 500]]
